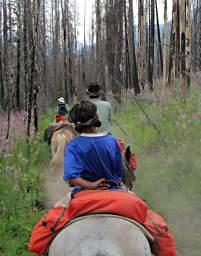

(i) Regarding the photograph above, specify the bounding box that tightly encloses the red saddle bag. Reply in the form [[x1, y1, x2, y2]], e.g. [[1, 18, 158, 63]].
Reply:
[[29, 190, 147, 255], [29, 206, 69, 255], [68, 190, 147, 222], [29, 190, 176, 256], [145, 210, 176, 256]]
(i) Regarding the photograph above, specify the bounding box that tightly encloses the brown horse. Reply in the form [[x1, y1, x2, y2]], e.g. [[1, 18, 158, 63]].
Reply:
[[50, 125, 76, 174], [45, 124, 76, 207]]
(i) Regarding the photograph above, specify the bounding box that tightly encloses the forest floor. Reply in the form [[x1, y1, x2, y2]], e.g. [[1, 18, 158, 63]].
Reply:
[[0, 85, 201, 255]]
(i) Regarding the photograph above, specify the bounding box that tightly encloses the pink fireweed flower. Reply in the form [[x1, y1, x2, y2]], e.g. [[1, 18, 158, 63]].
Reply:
[[179, 114, 186, 120], [182, 124, 188, 130]]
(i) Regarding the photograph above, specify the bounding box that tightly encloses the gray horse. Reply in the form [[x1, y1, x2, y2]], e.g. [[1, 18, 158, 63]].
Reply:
[[48, 214, 153, 256]]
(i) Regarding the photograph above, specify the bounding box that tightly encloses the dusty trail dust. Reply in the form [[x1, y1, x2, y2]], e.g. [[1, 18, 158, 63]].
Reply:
[[44, 166, 69, 208]]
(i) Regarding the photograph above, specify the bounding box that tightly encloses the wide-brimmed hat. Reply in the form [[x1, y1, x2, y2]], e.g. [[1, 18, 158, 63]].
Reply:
[[86, 83, 102, 97]]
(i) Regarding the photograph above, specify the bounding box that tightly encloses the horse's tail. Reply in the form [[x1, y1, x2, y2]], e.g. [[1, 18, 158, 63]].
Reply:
[[50, 133, 67, 174]]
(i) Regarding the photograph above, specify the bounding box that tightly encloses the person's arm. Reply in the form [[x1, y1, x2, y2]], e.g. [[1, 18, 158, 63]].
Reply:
[[64, 142, 109, 189], [63, 142, 83, 182]]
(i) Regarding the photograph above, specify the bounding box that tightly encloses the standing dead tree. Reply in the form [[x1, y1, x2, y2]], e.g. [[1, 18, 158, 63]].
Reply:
[[148, 0, 155, 91], [163, 0, 168, 87], [138, 0, 145, 90], [128, 0, 140, 95]]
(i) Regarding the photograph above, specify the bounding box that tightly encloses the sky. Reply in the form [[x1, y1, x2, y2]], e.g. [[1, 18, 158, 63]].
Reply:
[[77, 0, 173, 43]]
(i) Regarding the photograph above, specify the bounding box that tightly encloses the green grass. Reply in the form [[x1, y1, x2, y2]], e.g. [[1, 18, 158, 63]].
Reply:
[[113, 86, 201, 256], [1, 87, 201, 255], [0, 112, 52, 255]]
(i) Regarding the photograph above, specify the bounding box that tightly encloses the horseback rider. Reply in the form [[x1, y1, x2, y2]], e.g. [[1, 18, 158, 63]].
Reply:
[[44, 97, 70, 144], [63, 100, 123, 195], [87, 83, 112, 134], [55, 97, 69, 123]]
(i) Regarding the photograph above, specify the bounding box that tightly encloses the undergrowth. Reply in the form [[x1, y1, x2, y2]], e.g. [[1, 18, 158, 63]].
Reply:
[[0, 110, 55, 255], [0, 86, 201, 255], [113, 86, 201, 256]]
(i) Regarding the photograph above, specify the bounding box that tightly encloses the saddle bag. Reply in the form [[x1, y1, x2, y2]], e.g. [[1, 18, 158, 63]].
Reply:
[[29, 206, 68, 256], [29, 190, 148, 255], [29, 191, 176, 256], [145, 210, 176, 256]]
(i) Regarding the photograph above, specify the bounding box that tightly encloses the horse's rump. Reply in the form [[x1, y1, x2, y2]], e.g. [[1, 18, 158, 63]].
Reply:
[[48, 214, 153, 256]]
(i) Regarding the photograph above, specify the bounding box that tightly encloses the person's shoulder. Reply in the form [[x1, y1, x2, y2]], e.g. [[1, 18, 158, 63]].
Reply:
[[67, 136, 81, 148], [100, 100, 111, 108], [105, 134, 117, 142]]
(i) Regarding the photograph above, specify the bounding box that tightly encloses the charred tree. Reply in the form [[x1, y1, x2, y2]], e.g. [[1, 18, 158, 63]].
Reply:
[[155, 0, 163, 76], [128, 0, 140, 95], [16, 0, 21, 110], [163, 0, 168, 87], [148, 0, 155, 90], [138, 0, 145, 90]]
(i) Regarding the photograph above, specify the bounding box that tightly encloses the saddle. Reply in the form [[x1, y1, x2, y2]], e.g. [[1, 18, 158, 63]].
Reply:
[[44, 123, 76, 145]]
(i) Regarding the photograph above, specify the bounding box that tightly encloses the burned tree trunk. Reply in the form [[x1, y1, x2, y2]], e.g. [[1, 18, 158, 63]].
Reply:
[[128, 0, 140, 95], [61, 0, 69, 102], [148, 0, 155, 90], [172, 0, 180, 85], [155, 0, 163, 76], [185, 0, 191, 87], [123, 0, 131, 90], [113, 0, 124, 102], [105, 0, 115, 93], [16, 0, 21, 110], [138, 0, 145, 90], [163, 0, 168, 87], [180, 0, 186, 92], [0, 2, 4, 107], [3, 0, 11, 139]]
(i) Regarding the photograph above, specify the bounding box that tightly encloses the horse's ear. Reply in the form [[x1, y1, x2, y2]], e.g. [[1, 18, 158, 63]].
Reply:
[[125, 146, 131, 162]]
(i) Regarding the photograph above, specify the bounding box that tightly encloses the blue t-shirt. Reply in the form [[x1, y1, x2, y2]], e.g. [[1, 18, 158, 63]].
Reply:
[[63, 134, 123, 192]]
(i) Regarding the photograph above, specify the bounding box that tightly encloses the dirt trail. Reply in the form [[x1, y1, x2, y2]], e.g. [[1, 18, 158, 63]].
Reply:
[[44, 166, 69, 208]]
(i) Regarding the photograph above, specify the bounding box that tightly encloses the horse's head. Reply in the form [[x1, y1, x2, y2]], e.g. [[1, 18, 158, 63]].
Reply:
[[121, 146, 136, 191]]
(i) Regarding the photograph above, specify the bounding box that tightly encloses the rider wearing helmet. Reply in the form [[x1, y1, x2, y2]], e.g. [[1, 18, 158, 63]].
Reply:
[[55, 97, 69, 123]]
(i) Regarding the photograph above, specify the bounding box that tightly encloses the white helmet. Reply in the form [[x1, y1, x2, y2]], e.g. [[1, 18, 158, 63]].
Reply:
[[58, 97, 65, 104]]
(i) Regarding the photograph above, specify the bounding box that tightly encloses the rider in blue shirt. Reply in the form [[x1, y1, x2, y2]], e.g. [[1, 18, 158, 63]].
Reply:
[[63, 100, 123, 194]]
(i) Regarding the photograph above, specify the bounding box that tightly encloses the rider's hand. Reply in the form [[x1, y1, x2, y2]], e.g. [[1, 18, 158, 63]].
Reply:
[[91, 178, 109, 189]]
